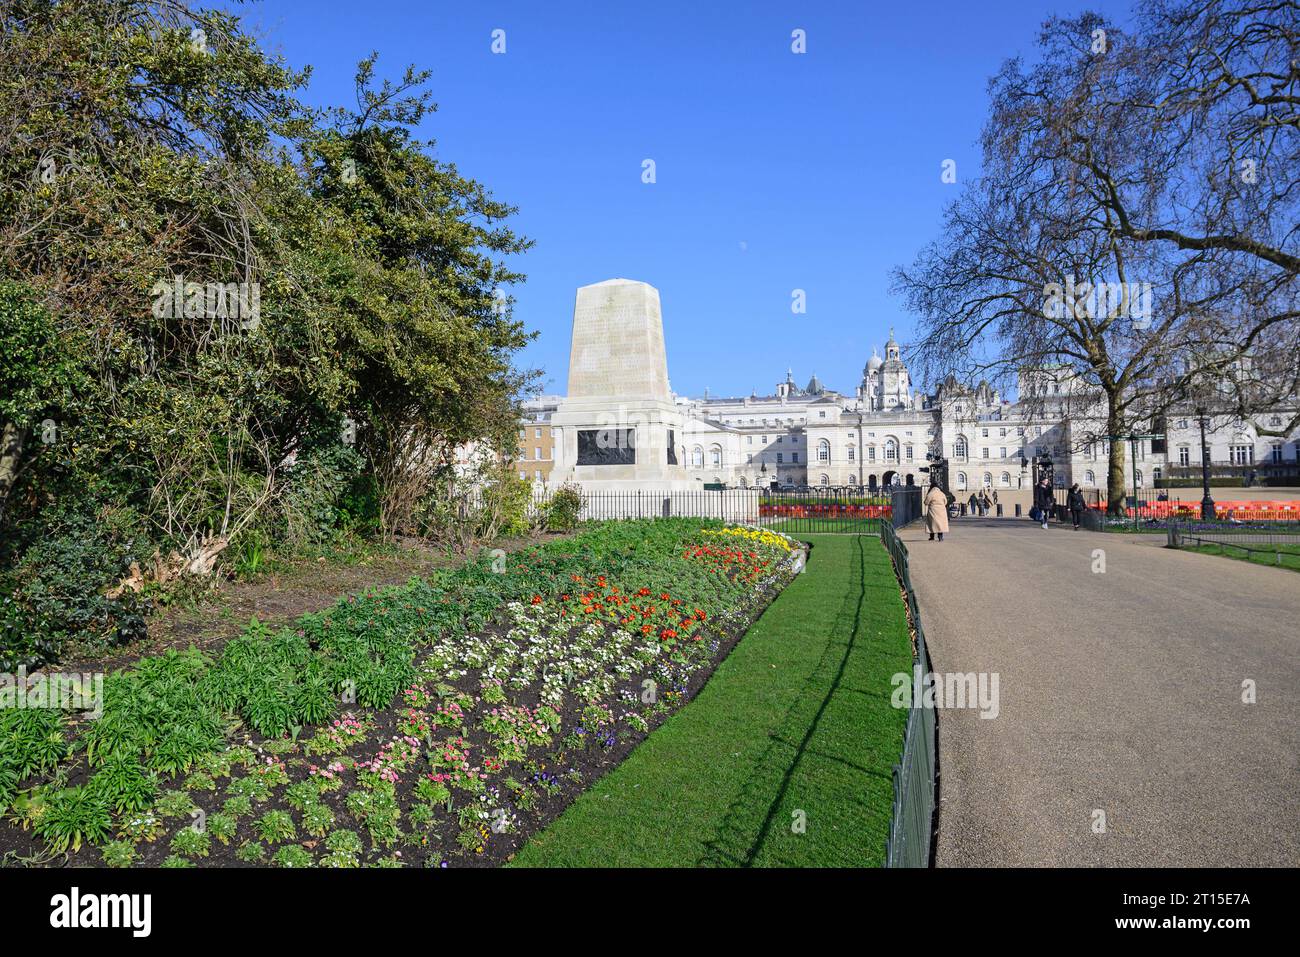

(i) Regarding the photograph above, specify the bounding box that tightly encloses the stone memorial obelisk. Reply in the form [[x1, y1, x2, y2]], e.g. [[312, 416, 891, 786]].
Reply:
[[549, 279, 693, 492]]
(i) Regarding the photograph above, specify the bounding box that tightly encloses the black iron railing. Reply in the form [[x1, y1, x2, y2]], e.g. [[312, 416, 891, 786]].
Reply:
[[879, 508, 937, 868]]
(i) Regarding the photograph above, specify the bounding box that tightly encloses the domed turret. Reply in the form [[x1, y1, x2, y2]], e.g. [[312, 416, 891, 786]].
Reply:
[[805, 373, 824, 395], [865, 348, 883, 375]]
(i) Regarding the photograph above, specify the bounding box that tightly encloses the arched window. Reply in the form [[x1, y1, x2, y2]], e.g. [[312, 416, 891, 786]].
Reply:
[[739, 475, 748, 487], [817, 439, 831, 462], [955, 472, 968, 490], [884, 438, 899, 461], [954, 435, 968, 459], [999, 472, 1011, 487], [819, 474, 830, 486], [710, 445, 722, 468], [848, 473, 857, 486], [1085, 470, 1095, 486], [983, 472, 992, 488], [1135, 469, 1144, 486], [691, 446, 704, 468]]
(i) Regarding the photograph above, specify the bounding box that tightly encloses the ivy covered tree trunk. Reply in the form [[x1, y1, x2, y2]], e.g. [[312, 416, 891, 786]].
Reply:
[[0, 421, 24, 523]]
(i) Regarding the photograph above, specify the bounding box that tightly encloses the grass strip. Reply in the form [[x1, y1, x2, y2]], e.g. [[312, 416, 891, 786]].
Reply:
[[1186, 541, 1300, 572]]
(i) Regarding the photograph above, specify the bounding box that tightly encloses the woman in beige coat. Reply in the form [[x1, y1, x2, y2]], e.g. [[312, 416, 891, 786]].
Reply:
[[925, 484, 950, 541]]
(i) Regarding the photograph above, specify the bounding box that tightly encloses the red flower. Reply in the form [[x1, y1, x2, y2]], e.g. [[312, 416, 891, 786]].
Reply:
[[531, 595, 543, 605]]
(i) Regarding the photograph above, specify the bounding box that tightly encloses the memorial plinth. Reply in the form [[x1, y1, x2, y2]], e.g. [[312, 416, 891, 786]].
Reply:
[[549, 279, 694, 492]]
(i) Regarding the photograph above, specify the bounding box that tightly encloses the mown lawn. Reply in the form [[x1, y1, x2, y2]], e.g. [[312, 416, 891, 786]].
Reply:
[[1186, 541, 1300, 572], [767, 518, 884, 535], [512, 533, 911, 868]]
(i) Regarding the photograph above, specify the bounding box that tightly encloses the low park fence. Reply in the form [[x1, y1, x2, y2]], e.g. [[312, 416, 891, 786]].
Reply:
[[493, 486, 922, 533], [1167, 523, 1300, 567], [879, 506, 937, 868]]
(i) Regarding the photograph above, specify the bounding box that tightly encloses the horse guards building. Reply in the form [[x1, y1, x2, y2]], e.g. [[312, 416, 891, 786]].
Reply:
[[509, 279, 1299, 496]]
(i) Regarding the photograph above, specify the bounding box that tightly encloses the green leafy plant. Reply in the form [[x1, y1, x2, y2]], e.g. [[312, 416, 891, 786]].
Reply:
[[206, 812, 238, 845], [88, 756, 157, 813], [33, 785, 111, 852], [272, 844, 314, 868], [100, 839, 137, 868], [302, 803, 335, 838], [169, 825, 212, 859], [543, 482, 586, 532], [254, 809, 297, 844]]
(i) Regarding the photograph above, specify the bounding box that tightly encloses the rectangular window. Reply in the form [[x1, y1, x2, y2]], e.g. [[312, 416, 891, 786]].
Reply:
[[534, 448, 542, 460], [777, 453, 784, 463], [535, 428, 542, 438], [1230, 445, 1252, 465], [577, 428, 636, 466], [999, 447, 1006, 458], [667, 429, 677, 466], [982, 448, 989, 458], [1179, 447, 1190, 466], [792, 452, 799, 463], [1272, 445, 1283, 464]]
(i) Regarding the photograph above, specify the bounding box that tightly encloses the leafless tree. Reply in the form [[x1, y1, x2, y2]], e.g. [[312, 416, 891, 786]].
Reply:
[[895, 2, 1297, 512]]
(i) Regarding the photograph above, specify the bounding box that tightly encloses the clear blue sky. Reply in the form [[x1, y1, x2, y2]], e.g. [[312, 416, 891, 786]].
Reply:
[[232, 0, 1132, 398]]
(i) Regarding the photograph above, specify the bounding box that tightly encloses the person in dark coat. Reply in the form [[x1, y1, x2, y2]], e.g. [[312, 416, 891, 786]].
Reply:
[[1067, 483, 1087, 530], [1033, 477, 1054, 529], [967, 492, 979, 516]]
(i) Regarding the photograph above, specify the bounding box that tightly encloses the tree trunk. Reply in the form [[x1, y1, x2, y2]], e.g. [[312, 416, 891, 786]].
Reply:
[[1104, 402, 1126, 516], [0, 420, 26, 525]]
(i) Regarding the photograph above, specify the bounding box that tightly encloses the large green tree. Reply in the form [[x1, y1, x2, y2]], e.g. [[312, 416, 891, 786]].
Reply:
[[0, 0, 533, 558]]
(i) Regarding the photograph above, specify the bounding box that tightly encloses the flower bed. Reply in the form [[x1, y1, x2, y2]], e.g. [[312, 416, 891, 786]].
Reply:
[[1092, 500, 1300, 522], [0, 519, 801, 868], [759, 504, 892, 520]]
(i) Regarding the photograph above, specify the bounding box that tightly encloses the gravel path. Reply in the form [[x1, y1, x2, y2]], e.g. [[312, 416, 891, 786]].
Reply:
[[900, 517, 1299, 867]]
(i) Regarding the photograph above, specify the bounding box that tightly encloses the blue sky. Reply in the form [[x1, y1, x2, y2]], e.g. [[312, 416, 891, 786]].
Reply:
[[234, 0, 1132, 398]]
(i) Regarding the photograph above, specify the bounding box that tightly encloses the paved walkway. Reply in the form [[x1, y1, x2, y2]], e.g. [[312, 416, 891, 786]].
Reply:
[[900, 517, 1299, 867]]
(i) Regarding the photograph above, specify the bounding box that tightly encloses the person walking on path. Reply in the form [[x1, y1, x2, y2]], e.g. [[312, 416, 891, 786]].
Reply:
[[1033, 477, 1054, 529], [979, 489, 992, 516], [1067, 483, 1087, 530], [967, 492, 979, 517], [925, 484, 950, 541]]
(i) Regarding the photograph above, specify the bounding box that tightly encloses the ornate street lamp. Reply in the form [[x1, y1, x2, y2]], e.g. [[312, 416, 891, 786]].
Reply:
[[1197, 406, 1216, 521]]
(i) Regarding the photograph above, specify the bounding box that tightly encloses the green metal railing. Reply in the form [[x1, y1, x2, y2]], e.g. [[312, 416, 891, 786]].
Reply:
[[880, 515, 937, 868]]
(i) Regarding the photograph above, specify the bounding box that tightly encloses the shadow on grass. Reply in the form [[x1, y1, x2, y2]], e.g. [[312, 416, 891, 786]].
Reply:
[[698, 536, 900, 867]]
